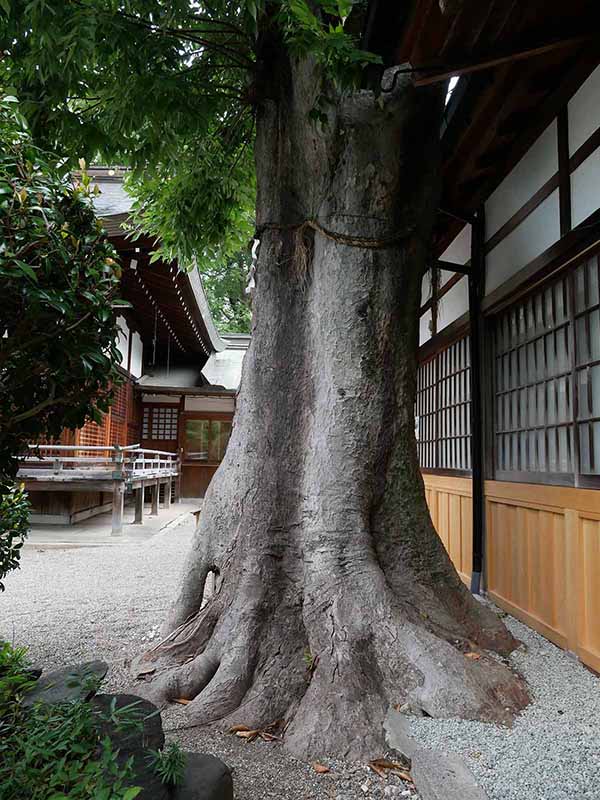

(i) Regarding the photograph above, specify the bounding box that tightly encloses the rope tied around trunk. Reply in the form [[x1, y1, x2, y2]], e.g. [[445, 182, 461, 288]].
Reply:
[[255, 218, 416, 284], [255, 218, 415, 249]]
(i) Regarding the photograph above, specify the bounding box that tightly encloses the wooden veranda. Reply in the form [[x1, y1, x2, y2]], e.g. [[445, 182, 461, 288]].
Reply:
[[18, 444, 181, 535]]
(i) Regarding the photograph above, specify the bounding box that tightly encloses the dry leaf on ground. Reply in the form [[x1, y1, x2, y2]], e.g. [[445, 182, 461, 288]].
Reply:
[[312, 762, 330, 774]]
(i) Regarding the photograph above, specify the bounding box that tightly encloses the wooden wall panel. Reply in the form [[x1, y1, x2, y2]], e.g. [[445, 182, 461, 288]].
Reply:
[[422, 474, 472, 584], [423, 474, 600, 673], [486, 480, 600, 674]]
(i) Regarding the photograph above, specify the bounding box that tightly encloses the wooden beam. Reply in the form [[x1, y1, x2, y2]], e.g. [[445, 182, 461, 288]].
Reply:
[[558, 108, 572, 237], [111, 483, 125, 536], [151, 480, 159, 516], [133, 482, 145, 524], [413, 33, 596, 86]]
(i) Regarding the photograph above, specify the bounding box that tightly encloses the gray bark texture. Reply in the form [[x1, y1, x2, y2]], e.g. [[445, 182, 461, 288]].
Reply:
[[136, 53, 529, 760]]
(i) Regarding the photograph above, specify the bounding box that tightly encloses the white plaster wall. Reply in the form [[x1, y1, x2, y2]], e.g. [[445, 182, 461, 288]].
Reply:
[[185, 396, 235, 413], [486, 189, 560, 294], [440, 224, 471, 266], [116, 315, 129, 369], [421, 270, 431, 306], [437, 276, 469, 331], [419, 310, 432, 346], [571, 149, 600, 227], [568, 65, 600, 155], [486, 122, 558, 239], [130, 331, 143, 379], [141, 394, 180, 404]]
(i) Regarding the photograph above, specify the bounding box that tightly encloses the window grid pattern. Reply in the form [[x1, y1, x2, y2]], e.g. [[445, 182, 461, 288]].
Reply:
[[494, 277, 573, 475], [493, 253, 600, 481], [574, 255, 600, 475], [416, 336, 472, 472], [142, 406, 179, 441]]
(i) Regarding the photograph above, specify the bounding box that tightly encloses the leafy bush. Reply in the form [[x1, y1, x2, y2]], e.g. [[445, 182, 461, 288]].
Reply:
[[0, 483, 30, 591], [0, 93, 124, 480], [0, 642, 142, 800]]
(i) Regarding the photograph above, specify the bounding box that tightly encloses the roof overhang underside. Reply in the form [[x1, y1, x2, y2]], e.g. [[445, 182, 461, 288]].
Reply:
[[372, 0, 600, 253]]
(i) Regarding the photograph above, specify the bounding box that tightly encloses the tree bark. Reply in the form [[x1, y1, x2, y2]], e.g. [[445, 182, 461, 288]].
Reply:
[[136, 53, 528, 760]]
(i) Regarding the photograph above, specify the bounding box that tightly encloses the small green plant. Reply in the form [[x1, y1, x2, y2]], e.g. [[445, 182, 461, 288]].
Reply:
[[0, 640, 36, 718], [147, 741, 187, 787], [0, 484, 30, 591], [0, 641, 143, 800]]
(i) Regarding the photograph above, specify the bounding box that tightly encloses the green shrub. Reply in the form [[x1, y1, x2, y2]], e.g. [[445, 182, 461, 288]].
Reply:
[[0, 483, 30, 591], [0, 642, 142, 800]]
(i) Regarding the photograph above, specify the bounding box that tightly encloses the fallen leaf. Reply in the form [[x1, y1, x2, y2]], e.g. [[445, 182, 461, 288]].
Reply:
[[173, 698, 191, 705], [465, 652, 481, 660], [228, 724, 252, 733], [312, 763, 330, 774], [368, 759, 413, 783], [135, 663, 156, 677], [235, 730, 260, 740]]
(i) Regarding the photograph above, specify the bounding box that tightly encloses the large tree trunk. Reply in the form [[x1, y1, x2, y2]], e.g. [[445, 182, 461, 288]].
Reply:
[[137, 53, 528, 760]]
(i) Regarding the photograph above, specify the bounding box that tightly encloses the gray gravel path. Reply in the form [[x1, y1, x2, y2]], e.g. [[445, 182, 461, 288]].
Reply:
[[2, 521, 598, 800], [407, 602, 600, 800]]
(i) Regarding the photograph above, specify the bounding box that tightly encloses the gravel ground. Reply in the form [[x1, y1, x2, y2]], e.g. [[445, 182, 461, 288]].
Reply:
[[1, 519, 598, 800], [407, 603, 600, 800]]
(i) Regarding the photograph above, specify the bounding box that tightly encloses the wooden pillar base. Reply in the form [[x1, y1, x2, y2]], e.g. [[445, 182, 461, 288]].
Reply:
[[164, 478, 172, 510], [133, 482, 145, 524], [151, 480, 159, 516], [111, 482, 125, 536]]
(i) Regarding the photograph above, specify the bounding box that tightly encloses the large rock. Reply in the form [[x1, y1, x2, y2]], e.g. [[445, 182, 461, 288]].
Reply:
[[173, 752, 233, 800], [22, 660, 107, 707], [411, 749, 488, 800], [91, 693, 165, 752]]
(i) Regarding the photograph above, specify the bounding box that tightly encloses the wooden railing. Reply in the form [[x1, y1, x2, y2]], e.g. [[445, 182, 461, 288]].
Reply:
[[19, 444, 179, 481]]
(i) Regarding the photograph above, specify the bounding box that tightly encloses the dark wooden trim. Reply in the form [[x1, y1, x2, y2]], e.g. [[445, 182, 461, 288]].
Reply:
[[437, 259, 471, 275], [485, 173, 560, 254], [413, 33, 598, 87], [421, 468, 472, 479], [494, 470, 575, 487], [418, 313, 470, 364], [558, 108, 572, 236], [469, 209, 486, 591], [578, 474, 600, 490]]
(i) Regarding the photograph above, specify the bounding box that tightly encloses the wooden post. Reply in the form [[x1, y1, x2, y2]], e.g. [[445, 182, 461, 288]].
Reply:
[[133, 481, 145, 524], [469, 209, 486, 594], [151, 479, 159, 516], [112, 446, 125, 536], [175, 448, 183, 503], [164, 478, 172, 509]]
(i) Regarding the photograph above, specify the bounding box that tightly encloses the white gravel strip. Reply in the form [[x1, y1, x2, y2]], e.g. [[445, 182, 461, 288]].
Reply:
[[407, 602, 600, 800]]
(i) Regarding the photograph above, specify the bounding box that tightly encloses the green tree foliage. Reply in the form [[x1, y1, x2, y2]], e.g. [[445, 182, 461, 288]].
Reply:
[[0, 0, 379, 271], [202, 250, 252, 333], [0, 95, 123, 480]]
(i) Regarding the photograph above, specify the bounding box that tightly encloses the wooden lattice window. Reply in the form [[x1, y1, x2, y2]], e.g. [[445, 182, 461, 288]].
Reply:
[[416, 336, 471, 472], [493, 275, 573, 478], [574, 255, 600, 476], [142, 405, 179, 441], [493, 251, 600, 486]]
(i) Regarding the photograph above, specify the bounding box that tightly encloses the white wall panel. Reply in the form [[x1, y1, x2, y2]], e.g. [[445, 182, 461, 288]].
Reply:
[[486, 189, 560, 295], [440, 224, 471, 266], [437, 276, 468, 331], [421, 270, 431, 306], [130, 331, 143, 379], [116, 315, 129, 369], [568, 65, 600, 155], [419, 310, 432, 346], [185, 396, 235, 413], [571, 149, 600, 227], [486, 122, 557, 239]]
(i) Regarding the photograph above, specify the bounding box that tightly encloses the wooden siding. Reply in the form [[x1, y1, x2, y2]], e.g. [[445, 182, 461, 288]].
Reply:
[[423, 473, 473, 585], [422, 473, 600, 673]]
